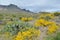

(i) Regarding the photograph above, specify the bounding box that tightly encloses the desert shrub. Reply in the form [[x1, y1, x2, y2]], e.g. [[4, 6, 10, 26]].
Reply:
[[54, 12, 60, 16], [0, 16, 3, 20], [45, 32, 60, 40], [0, 20, 41, 40], [0, 21, 33, 35], [20, 17, 33, 22], [39, 14, 54, 20], [54, 32, 60, 40]]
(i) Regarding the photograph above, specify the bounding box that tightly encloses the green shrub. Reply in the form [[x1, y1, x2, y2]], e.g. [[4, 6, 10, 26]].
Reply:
[[46, 32, 60, 40], [54, 32, 60, 40], [0, 21, 33, 35], [54, 12, 60, 16]]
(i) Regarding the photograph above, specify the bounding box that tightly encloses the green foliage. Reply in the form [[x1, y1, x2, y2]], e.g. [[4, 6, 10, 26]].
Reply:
[[40, 16, 51, 20], [54, 32, 60, 40], [45, 36, 54, 40], [54, 12, 60, 16], [46, 32, 60, 40], [0, 21, 33, 35]]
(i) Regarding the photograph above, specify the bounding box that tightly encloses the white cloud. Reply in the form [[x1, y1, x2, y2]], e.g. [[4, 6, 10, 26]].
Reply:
[[17, 0, 48, 6], [0, 0, 11, 5]]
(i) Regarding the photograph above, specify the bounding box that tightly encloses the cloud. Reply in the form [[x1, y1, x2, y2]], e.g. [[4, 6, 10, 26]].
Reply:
[[0, 0, 11, 5]]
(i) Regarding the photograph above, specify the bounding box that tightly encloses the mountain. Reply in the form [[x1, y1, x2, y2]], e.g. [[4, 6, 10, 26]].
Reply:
[[0, 4, 33, 13]]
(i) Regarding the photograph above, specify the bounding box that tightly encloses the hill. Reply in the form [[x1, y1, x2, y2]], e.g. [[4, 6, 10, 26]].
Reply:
[[0, 4, 33, 14]]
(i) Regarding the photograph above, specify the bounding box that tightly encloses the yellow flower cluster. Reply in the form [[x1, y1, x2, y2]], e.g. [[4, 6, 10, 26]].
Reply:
[[21, 17, 33, 22], [34, 19, 50, 27], [15, 29, 41, 40], [40, 13, 54, 19], [34, 19, 58, 34], [47, 23, 58, 34]]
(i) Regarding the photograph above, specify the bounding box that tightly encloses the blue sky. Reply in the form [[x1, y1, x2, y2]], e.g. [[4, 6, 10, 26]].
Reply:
[[0, 0, 60, 12]]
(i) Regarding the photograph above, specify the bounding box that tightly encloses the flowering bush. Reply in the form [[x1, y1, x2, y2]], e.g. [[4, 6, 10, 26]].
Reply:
[[47, 23, 58, 34], [20, 17, 33, 22], [34, 19, 58, 34], [15, 29, 40, 40], [34, 19, 50, 27], [39, 13, 54, 20]]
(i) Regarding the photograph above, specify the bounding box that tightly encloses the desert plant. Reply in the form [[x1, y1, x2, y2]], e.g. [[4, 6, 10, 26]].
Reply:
[[54, 12, 60, 16]]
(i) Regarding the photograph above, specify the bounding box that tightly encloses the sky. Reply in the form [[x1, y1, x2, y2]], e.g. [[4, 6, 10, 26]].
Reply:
[[0, 0, 60, 12]]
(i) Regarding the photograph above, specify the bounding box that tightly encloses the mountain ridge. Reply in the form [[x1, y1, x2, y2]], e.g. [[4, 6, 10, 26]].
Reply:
[[0, 4, 33, 13]]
